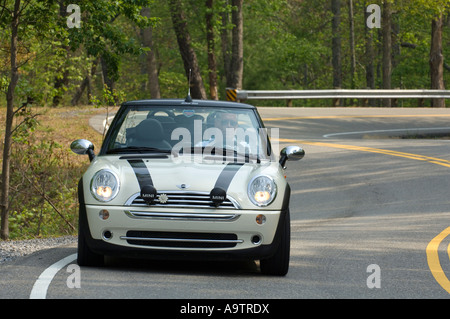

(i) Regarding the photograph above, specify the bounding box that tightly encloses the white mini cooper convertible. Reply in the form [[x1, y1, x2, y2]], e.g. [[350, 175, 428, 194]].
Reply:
[[71, 98, 304, 275]]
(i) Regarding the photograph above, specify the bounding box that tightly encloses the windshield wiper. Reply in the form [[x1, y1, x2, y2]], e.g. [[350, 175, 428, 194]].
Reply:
[[106, 146, 171, 154]]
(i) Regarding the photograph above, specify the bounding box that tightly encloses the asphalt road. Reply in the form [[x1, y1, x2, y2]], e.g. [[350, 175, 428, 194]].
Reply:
[[1, 107, 450, 300]]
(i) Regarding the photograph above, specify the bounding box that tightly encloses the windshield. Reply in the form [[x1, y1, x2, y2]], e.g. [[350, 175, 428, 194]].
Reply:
[[103, 105, 274, 162]]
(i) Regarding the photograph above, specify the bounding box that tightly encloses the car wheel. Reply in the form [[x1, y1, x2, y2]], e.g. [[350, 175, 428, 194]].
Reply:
[[260, 209, 290, 276], [77, 212, 104, 267]]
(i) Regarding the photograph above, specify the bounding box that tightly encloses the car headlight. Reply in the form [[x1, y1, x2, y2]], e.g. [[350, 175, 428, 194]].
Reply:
[[248, 175, 277, 207], [91, 169, 120, 202]]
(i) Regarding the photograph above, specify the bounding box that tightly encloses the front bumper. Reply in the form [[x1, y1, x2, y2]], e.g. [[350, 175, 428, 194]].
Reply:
[[77, 178, 291, 261], [81, 203, 285, 260]]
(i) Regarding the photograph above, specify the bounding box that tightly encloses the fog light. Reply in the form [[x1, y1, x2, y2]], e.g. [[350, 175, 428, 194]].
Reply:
[[251, 235, 262, 245], [99, 209, 110, 220], [256, 214, 266, 225], [103, 230, 112, 240]]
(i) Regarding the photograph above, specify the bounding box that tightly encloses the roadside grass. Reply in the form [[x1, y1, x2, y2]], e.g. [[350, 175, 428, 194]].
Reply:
[[1, 105, 107, 239]]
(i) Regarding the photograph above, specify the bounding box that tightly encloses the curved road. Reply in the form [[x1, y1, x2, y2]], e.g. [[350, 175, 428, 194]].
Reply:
[[1, 107, 450, 300]]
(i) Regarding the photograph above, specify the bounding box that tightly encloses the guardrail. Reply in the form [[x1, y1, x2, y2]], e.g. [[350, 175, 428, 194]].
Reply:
[[226, 88, 450, 105]]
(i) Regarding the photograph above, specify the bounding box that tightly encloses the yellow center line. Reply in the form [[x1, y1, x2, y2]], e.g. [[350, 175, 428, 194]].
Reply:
[[277, 136, 450, 294], [426, 227, 450, 294], [448, 241, 450, 265], [276, 138, 450, 168], [271, 114, 450, 293]]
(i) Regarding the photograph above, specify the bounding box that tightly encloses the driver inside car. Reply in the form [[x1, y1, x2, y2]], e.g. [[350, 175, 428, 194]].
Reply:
[[198, 111, 250, 152]]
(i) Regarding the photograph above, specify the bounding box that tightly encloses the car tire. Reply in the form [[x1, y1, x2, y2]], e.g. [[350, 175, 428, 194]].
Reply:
[[77, 216, 104, 267], [260, 209, 290, 276]]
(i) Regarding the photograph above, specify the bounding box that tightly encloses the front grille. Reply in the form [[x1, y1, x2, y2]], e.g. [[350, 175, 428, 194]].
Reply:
[[121, 230, 242, 248], [125, 191, 239, 209], [125, 210, 240, 221]]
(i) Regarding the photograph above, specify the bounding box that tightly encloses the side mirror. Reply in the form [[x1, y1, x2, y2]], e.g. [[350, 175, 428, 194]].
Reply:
[[71, 139, 95, 162], [279, 145, 304, 169]]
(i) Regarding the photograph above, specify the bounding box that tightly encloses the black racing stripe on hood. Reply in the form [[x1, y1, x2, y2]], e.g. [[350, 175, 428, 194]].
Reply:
[[127, 159, 153, 189], [214, 163, 244, 191]]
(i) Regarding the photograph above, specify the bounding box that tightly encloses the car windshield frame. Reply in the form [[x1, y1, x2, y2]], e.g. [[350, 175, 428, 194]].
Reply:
[[99, 100, 274, 162]]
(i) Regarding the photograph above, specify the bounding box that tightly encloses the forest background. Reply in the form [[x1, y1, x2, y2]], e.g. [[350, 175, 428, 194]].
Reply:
[[0, 0, 449, 240]]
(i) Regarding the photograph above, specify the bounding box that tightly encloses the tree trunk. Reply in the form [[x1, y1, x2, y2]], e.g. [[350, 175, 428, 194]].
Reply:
[[220, 4, 231, 88], [141, 7, 161, 99], [52, 1, 70, 107], [101, 55, 115, 93], [430, 15, 445, 108], [1, 0, 21, 240], [382, 1, 392, 107], [168, 0, 206, 99], [364, 7, 375, 106], [331, 0, 342, 106], [348, 0, 356, 89], [52, 68, 69, 107], [229, 0, 244, 90], [206, 0, 218, 100]]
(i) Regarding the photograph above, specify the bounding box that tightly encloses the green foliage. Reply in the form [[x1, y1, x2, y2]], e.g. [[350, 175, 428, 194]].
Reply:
[[1, 0, 450, 238], [9, 127, 81, 239], [0, 0, 448, 108], [89, 84, 126, 107]]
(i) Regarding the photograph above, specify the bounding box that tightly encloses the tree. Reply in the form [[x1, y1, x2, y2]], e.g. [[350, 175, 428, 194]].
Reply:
[[51, 1, 70, 107], [229, 0, 243, 90], [1, 0, 154, 239], [402, 0, 449, 107], [220, 0, 231, 87], [67, 0, 154, 102], [382, 0, 392, 107], [0, 0, 61, 239], [331, 0, 342, 106], [430, 14, 445, 107], [206, 0, 218, 100], [364, 5, 376, 106], [168, 0, 207, 99], [1, 0, 21, 240], [140, 7, 160, 99], [348, 0, 356, 89], [220, 0, 243, 90]]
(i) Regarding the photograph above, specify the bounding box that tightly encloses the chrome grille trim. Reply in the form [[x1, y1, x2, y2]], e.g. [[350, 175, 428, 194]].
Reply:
[[119, 236, 244, 244], [124, 210, 240, 221], [120, 231, 243, 248], [124, 191, 241, 209]]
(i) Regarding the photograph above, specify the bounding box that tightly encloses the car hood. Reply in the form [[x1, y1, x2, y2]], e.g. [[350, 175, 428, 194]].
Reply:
[[82, 155, 287, 210]]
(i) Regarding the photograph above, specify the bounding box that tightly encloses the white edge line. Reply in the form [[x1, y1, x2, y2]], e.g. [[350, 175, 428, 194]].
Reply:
[[323, 127, 450, 138], [30, 253, 77, 299]]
